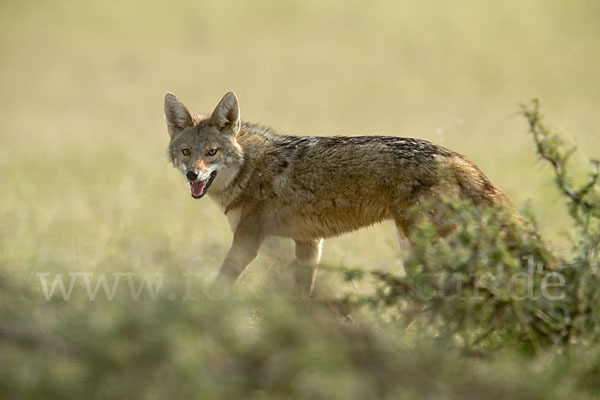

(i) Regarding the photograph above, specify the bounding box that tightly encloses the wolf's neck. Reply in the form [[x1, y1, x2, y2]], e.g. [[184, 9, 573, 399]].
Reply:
[[208, 125, 275, 214], [208, 151, 253, 214]]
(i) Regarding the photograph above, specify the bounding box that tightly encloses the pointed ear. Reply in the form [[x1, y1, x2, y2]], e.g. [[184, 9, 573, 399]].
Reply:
[[209, 92, 241, 134], [164, 93, 193, 138]]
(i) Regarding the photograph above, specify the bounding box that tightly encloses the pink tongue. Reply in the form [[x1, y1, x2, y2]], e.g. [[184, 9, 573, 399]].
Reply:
[[191, 180, 206, 197]]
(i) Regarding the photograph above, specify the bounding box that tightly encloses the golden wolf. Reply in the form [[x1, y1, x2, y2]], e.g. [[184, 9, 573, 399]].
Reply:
[[165, 92, 510, 295]]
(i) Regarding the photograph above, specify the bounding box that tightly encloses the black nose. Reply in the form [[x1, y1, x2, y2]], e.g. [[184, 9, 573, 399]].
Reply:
[[186, 170, 198, 181]]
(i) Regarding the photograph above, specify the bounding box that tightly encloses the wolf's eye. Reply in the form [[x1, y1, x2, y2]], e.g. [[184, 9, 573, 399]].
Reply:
[[181, 148, 191, 156], [207, 149, 218, 156]]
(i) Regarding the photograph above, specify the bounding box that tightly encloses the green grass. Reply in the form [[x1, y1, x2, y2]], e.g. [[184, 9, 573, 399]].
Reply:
[[1, 0, 600, 398]]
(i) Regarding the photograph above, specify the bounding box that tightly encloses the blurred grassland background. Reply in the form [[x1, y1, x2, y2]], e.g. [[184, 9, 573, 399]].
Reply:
[[2, 0, 599, 282], [0, 0, 600, 397]]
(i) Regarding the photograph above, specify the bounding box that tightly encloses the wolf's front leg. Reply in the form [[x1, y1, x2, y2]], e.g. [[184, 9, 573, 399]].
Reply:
[[294, 239, 323, 297], [210, 218, 263, 294]]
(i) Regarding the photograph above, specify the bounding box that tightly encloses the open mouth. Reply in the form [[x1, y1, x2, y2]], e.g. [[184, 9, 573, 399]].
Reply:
[[190, 171, 217, 199]]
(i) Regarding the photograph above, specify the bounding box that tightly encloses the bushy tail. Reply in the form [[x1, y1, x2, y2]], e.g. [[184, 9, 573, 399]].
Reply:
[[452, 154, 509, 207], [452, 155, 557, 268]]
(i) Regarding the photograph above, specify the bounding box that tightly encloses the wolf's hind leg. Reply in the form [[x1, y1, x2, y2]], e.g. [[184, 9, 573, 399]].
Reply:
[[294, 239, 323, 297], [393, 218, 414, 277]]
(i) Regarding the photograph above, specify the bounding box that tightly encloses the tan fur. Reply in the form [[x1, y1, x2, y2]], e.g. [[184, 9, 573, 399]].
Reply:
[[165, 92, 511, 295]]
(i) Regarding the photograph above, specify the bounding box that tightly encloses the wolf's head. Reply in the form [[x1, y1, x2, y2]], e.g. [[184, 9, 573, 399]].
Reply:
[[165, 92, 244, 199]]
